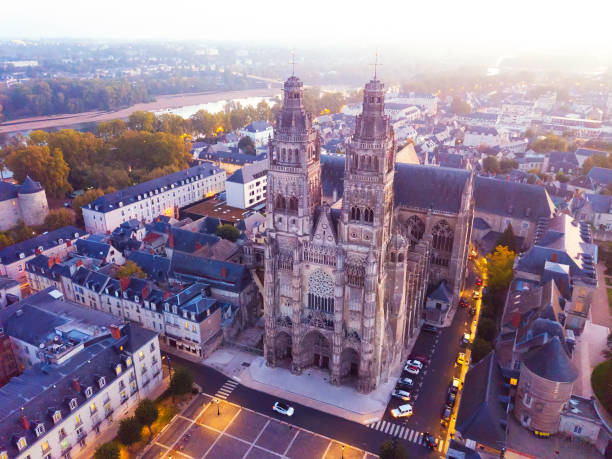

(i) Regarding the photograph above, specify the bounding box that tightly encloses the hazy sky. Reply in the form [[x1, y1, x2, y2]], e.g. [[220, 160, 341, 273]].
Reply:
[[2, 0, 611, 54]]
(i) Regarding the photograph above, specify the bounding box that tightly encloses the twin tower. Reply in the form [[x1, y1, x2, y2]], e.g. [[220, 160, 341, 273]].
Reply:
[[263, 75, 410, 392]]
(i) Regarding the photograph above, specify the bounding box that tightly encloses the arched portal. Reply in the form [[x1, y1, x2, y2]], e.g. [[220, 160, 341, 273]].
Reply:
[[340, 347, 360, 385], [301, 330, 331, 370], [274, 331, 292, 367]]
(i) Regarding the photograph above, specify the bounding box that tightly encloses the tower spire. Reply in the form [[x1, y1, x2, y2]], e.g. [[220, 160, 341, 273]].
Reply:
[[290, 51, 296, 76], [370, 52, 381, 80]]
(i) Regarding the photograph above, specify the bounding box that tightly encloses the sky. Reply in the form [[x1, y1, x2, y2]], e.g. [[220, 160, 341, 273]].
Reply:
[[2, 0, 611, 55]]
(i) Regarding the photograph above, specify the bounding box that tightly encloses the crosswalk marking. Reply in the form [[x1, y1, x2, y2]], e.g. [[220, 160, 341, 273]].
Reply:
[[366, 420, 444, 449], [384, 422, 392, 434], [214, 379, 239, 401], [403, 428, 411, 440], [398, 427, 405, 438], [408, 429, 416, 442]]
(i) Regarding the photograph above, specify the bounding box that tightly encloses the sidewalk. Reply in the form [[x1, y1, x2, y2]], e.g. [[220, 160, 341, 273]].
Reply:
[[571, 320, 609, 399], [591, 263, 612, 329]]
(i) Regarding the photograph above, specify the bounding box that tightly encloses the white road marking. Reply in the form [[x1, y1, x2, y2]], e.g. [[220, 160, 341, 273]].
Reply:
[[398, 427, 405, 438]]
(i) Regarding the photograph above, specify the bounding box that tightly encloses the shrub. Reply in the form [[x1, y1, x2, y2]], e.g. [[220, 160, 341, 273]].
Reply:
[[170, 367, 194, 396], [117, 416, 142, 446]]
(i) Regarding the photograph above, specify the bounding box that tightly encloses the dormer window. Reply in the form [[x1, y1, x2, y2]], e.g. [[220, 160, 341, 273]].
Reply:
[[1, 450, 9, 459], [139, 351, 144, 361], [98, 376, 106, 388], [126, 356, 132, 367], [85, 386, 93, 398], [69, 398, 78, 411], [52, 410, 62, 424], [16, 437, 27, 451], [115, 364, 123, 375], [35, 423, 45, 437]]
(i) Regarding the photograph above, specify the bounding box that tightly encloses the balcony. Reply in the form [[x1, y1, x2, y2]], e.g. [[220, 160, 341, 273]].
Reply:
[[153, 369, 161, 378], [59, 430, 67, 440], [142, 379, 150, 388], [105, 407, 114, 419], [120, 396, 128, 405], [62, 445, 72, 457], [77, 430, 87, 440]]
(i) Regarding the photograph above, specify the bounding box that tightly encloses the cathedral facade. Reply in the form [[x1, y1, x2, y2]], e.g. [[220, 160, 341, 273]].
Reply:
[[263, 75, 473, 392]]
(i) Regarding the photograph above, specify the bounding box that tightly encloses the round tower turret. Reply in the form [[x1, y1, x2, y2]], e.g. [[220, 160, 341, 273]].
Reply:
[[18, 176, 49, 226]]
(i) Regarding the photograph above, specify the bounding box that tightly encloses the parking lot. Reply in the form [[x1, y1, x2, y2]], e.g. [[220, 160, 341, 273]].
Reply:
[[143, 393, 377, 459]]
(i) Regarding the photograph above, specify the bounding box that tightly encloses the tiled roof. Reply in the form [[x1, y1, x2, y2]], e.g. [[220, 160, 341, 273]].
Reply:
[[170, 252, 251, 293], [87, 163, 223, 213], [586, 166, 612, 186], [226, 159, 268, 185], [75, 238, 111, 261], [0, 226, 84, 265]]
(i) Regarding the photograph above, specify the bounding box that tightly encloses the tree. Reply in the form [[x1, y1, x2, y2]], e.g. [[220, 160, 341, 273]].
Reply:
[[43, 208, 76, 231], [499, 158, 518, 173], [476, 317, 497, 342], [482, 156, 500, 174], [94, 441, 120, 459], [116, 260, 146, 280], [117, 417, 142, 446], [495, 223, 516, 252], [531, 134, 568, 153], [127, 111, 156, 132], [556, 171, 570, 183], [486, 245, 516, 291], [582, 153, 612, 174], [135, 399, 159, 436], [170, 367, 193, 396], [379, 439, 407, 459], [238, 136, 256, 155], [5, 145, 72, 198], [73, 188, 105, 222], [216, 224, 240, 242], [471, 338, 493, 364], [450, 97, 471, 115]]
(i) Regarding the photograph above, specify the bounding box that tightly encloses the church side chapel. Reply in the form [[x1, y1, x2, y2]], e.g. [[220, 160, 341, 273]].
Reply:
[[263, 71, 473, 393]]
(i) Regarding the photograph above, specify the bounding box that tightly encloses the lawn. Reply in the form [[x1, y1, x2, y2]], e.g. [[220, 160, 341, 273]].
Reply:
[[591, 360, 612, 415], [607, 288, 612, 315]]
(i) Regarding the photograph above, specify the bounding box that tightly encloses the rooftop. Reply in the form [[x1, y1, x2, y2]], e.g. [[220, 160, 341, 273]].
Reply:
[[0, 226, 84, 266]]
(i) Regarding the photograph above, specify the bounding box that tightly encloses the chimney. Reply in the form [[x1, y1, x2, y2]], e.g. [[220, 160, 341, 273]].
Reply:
[[76, 259, 83, 267], [141, 285, 149, 299], [47, 257, 55, 269], [20, 415, 29, 431], [221, 267, 227, 279], [195, 242, 202, 250], [120, 276, 130, 291], [168, 233, 174, 248], [72, 378, 81, 393], [110, 324, 122, 340], [551, 253, 558, 263], [163, 291, 171, 300]]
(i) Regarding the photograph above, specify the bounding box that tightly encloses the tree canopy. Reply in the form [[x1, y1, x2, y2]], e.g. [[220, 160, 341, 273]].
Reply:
[[116, 261, 146, 280], [117, 417, 142, 446], [582, 153, 612, 174], [482, 156, 500, 174], [216, 224, 240, 242], [495, 223, 517, 252], [94, 442, 120, 459], [43, 208, 76, 231], [72, 189, 105, 222], [486, 245, 516, 291], [135, 399, 159, 436], [170, 367, 193, 396], [531, 134, 568, 153], [450, 97, 471, 115], [238, 136, 256, 155]]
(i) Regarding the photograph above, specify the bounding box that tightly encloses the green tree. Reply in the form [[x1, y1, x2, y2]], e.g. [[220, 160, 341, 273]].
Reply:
[[499, 158, 518, 173], [482, 155, 500, 174], [450, 97, 471, 115], [582, 153, 612, 174], [216, 224, 240, 242], [0, 233, 15, 250], [94, 441, 120, 459], [5, 145, 72, 198], [495, 223, 516, 252], [96, 119, 127, 140], [117, 417, 142, 447], [486, 245, 516, 291], [116, 260, 146, 280], [170, 367, 193, 396], [12, 220, 36, 242], [238, 136, 256, 155], [531, 134, 568, 153], [135, 398, 159, 436], [476, 317, 497, 342], [127, 111, 156, 132], [43, 208, 76, 231], [471, 338, 493, 364], [73, 188, 105, 222], [379, 439, 408, 459]]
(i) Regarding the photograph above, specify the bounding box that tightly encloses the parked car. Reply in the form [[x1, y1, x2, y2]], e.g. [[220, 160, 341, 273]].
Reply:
[[440, 404, 451, 424], [469, 307, 476, 316], [398, 377, 414, 387], [422, 432, 439, 450], [472, 290, 481, 299], [391, 403, 413, 418], [456, 352, 466, 365], [391, 389, 411, 401], [408, 354, 429, 365], [446, 391, 456, 407], [404, 364, 420, 375], [421, 324, 439, 334], [462, 333, 471, 345], [475, 278, 482, 286], [272, 402, 294, 416], [406, 359, 423, 369], [458, 297, 468, 308], [448, 378, 461, 394]]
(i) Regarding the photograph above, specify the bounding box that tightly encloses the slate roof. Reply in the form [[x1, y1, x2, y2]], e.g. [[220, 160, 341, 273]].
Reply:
[[586, 166, 612, 186], [474, 176, 555, 222], [86, 163, 224, 213], [473, 217, 491, 230], [170, 227, 219, 253], [586, 193, 612, 213], [170, 252, 251, 292], [19, 176, 44, 194], [127, 251, 171, 282], [197, 145, 266, 166], [75, 238, 111, 261], [226, 159, 268, 185], [0, 226, 84, 265], [480, 231, 525, 254], [0, 176, 44, 201], [522, 336, 577, 383], [575, 148, 607, 158], [455, 352, 508, 450], [548, 151, 579, 169], [428, 280, 451, 302], [466, 126, 499, 136], [242, 120, 272, 133]]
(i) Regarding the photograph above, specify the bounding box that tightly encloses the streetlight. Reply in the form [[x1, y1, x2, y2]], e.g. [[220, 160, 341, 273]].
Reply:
[[341, 444, 344, 459], [215, 398, 220, 416]]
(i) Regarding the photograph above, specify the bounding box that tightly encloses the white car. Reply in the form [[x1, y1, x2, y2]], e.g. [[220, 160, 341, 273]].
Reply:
[[404, 364, 420, 375], [406, 359, 424, 369], [272, 402, 294, 417], [398, 377, 414, 387], [391, 389, 411, 401], [391, 403, 413, 418], [462, 333, 471, 344]]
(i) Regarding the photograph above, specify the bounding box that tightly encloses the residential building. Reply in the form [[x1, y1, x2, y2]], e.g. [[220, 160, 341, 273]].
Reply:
[[0, 226, 86, 283], [82, 164, 226, 234], [586, 166, 612, 189], [547, 151, 580, 175], [225, 160, 268, 209], [0, 332, 19, 387], [195, 145, 267, 174], [0, 288, 162, 459], [0, 277, 21, 308], [575, 193, 612, 230], [463, 126, 501, 147], [0, 176, 49, 231], [238, 121, 274, 145]]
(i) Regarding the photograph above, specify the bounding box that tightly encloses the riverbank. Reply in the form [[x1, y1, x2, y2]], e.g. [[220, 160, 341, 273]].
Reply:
[[0, 87, 281, 134]]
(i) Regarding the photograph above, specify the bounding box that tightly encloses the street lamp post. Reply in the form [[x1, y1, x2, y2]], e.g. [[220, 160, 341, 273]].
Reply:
[[215, 398, 220, 416], [341, 444, 344, 459]]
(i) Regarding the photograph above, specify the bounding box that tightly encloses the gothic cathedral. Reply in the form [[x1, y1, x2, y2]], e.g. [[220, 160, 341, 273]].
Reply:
[[263, 74, 445, 392]]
